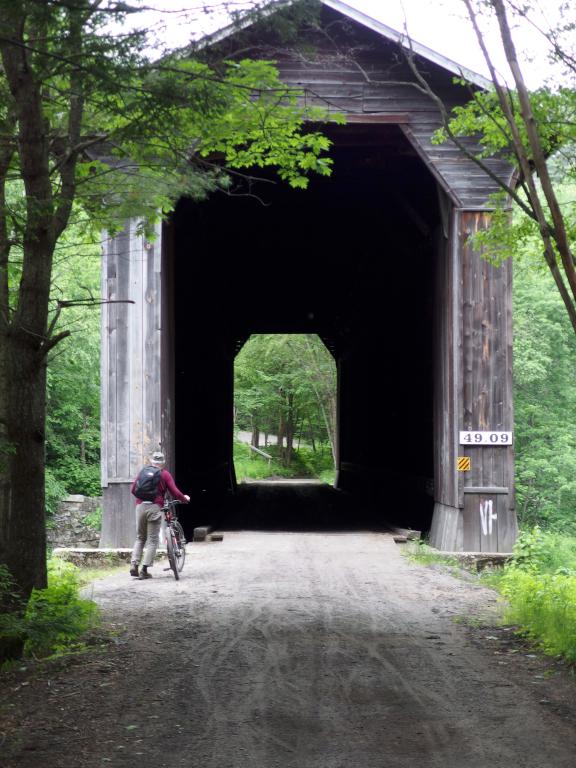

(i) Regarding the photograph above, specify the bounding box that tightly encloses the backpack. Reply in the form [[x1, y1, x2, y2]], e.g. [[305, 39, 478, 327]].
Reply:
[[133, 466, 162, 501]]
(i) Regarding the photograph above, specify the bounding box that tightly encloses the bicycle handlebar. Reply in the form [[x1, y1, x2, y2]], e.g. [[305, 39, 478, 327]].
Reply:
[[161, 499, 182, 511]]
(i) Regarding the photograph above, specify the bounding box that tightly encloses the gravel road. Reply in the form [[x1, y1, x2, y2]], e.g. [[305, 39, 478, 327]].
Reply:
[[2, 531, 576, 767]]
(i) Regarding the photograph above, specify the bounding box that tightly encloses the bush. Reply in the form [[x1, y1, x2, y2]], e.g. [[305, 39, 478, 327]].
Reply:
[[84, 505, 102, 531], [491, 528, 576, 663], [500, 569, 576, 662], [45, 467, 67, 517], [0, 558, 99, 663], [52, 458, 101, 497], [0, 565, 26, 661]]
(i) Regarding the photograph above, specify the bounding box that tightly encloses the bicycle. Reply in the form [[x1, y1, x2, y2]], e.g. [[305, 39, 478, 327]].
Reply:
[[162, 500, 187, 580]]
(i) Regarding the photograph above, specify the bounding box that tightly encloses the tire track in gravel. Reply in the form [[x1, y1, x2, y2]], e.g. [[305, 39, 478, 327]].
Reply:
[[2, 531, 576, 768]]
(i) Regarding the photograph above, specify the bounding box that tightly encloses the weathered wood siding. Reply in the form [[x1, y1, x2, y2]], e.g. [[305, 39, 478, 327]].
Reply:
[[270, 13, 512, 208], [430, 210, 516, 551], [100, 221, 165, 547], [432, 203, 459, 507]]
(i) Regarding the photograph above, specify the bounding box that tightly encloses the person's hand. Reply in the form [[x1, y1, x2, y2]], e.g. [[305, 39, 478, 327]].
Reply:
[[184, 494, 190, 503]]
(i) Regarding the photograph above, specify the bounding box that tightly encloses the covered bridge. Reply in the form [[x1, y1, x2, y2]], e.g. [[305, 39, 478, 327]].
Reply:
[[100, 0, 516, 552]]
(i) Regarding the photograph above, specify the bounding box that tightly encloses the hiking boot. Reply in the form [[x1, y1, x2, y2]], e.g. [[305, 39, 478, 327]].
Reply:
[[129, 565, 139, 578], [139, 566, 152, 580]]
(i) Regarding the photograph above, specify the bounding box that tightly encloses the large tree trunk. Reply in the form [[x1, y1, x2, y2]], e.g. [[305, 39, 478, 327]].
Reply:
[[0, 329, 49, 597], [0, 8, 65, 599]]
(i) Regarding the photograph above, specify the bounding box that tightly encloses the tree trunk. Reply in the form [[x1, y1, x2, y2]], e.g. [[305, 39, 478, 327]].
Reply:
[[0, 331, 49, 597], [284, 393, 295, 467], [277, 413, 285, 457]]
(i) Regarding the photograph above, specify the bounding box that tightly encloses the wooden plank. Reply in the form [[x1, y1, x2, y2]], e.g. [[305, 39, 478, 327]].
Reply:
[[463, 494, 481, 551], [161, 220, 176, 468], [129, 223, 144, 475], [100, 483, 135, 548], [430, 503, 462, 550], [115, 223, 132, 480], [100, 232, 110, 488], [144, 225, 162, 465], [345, 113, 410, 123]]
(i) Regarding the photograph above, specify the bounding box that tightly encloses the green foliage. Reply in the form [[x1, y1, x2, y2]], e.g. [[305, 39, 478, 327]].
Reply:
[[233, 439, 334, 482], [499, 567, 576, 662], [23, 558, 99, 658], [513, 257, 576, 532], [234, 334, 337, 471], [509, 526, 549, 573], [0, 565, 26, 658], [483, 529, 576, 663], [45, 468, 68, 518], [45, 213, 102, 502], [84, 506, 102, 532], [0, 558, 99, 662], [508, 527, 576, 576], [403, 540, 460, 568]]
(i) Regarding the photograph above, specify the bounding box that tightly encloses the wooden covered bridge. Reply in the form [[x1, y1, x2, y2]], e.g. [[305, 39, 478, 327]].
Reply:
[[100, 0, 516, 552]]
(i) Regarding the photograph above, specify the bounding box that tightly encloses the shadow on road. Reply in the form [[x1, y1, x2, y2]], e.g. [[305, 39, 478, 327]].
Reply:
[[219, 481, 395, 532]]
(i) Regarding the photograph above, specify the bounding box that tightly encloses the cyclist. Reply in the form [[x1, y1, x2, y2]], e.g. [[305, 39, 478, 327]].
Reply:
[[129, 451, 190, 580]]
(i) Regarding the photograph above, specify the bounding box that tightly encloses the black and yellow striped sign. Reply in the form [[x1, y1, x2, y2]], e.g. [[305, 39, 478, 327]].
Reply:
[[457, 456, 471, 472]]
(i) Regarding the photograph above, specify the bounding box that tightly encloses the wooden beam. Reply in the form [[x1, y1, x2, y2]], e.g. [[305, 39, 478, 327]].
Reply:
[[345, 113, 410, 124]]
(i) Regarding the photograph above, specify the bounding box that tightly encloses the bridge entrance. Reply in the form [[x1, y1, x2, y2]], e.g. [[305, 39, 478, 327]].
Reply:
[[169, 124, 437, 534]]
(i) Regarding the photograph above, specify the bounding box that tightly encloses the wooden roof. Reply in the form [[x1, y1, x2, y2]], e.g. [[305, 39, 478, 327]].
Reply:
[[196, 1, 513, 209]]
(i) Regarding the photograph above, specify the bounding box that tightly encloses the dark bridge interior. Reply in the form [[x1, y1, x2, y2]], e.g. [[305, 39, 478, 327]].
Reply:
[[169, 124, 440, 536]]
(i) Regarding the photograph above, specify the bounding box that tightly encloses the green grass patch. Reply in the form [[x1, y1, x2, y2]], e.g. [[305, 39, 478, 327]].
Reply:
[[233, 439, 335, 483], [488, 527, 576, 664], [402, 540, 461, 568], [499, 568, 576, 661]]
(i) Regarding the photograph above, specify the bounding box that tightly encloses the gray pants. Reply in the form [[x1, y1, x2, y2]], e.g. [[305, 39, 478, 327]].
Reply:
[[131, 503, 162, 567]]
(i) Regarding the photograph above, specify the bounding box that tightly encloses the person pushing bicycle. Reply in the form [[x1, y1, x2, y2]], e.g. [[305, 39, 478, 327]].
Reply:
[[129, 451, 189, 580]]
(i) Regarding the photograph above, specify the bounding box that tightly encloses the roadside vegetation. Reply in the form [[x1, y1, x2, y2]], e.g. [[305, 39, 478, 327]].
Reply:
[[233, 439, 335, 484], [407, 528, 576, 666], [0, 557, 101, 665]]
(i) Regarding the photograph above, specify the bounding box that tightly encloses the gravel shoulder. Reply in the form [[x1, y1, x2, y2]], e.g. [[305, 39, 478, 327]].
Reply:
[[1, 531, 576, 768]]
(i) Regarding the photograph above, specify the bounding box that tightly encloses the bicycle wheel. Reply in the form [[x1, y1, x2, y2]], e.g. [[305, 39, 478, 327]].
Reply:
[[166, 528, 180, 580], [173, 521, 186, 572]]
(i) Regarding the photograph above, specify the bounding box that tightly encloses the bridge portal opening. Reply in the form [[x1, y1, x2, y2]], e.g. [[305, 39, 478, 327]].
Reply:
[[233, 333, 337, 485], [169, 123, 439, 534]]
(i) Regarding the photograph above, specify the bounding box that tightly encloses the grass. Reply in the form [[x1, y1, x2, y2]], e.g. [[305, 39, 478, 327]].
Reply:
[[233, 439, 335, 483], [405, 527, 576, 666], [403, 540, 462, 568]]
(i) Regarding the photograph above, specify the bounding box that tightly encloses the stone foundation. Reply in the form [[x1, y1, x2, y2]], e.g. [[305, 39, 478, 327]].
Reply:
[[47, 495, 102, 549]]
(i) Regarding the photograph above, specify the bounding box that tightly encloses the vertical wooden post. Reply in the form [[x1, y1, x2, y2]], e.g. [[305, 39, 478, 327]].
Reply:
[[430, 209, 516, 552], [100, 219, 165, 547]]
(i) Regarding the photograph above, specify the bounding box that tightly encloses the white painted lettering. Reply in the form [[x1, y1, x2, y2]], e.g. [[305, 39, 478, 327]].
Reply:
[[480, 500, 497, 536]]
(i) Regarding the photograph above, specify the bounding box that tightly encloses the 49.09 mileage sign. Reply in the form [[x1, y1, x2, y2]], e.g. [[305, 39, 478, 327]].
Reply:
[[459, 431, 513, 446]]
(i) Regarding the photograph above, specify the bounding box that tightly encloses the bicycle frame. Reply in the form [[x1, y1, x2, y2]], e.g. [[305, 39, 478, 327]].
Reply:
[[162, 500, 187, 579]]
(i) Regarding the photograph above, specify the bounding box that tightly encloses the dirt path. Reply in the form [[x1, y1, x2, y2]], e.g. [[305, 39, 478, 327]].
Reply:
[[2, 531, 576, 767]]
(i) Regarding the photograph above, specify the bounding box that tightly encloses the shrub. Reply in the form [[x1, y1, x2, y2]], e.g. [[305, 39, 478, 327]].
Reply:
[[45, 467, 67, 516], [52, 458, 101, 497], [0, 558, 99, 663], [84, 505, 102, 531], [491, 528, 576, 663], [0, 565, 26, 661], [24, 557, 99, 657], [500, 568, 576, 662]]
